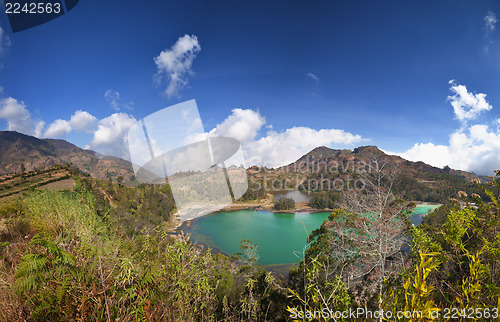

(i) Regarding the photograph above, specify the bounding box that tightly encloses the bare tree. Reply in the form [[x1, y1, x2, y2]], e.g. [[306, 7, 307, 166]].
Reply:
[[325, 160, 412, 312]]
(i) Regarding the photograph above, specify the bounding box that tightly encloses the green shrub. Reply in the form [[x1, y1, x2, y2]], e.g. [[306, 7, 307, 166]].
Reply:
[[274, 197, 295, 210]]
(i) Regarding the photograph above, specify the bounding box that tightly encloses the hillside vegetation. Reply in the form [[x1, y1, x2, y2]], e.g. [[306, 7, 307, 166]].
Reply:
[[0, 172, 291, 320], [0, 154, 499, 320]]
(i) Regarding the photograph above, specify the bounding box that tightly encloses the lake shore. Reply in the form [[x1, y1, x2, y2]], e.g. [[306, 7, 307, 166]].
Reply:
[[222, 200, 329, 213], [221, 192, 329, 213], [169, 195, 442, 233], [177, 203, 441, 267]]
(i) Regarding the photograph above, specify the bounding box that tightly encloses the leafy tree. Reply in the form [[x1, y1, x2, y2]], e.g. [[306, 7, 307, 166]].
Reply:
[[409, 171, 500, 310], [237, 239, 260, 265], [274, 197, 295, 210], [308, 191, 340, 209], [238, 183, 266, 201]]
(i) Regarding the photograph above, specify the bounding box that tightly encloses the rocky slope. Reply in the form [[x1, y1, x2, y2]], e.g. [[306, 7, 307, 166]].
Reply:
[[0, 131, 134, 181]]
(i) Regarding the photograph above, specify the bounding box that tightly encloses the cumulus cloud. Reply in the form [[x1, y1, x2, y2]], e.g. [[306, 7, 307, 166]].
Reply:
[[44, 119, 71, 137], [154, 34, 201, 98], [43, 110, 134, 159], [209, 108, 265, 143], [447, 80, 492, 123], [396, 82, 500, 175], [70, 110, 98, 132], [44, 110, 97, 137], [246, 127, 364, 167], [0, 97, 44, 137], [195, 108, 364, 168], [307, 72, 319, 81], [89, 113, 137, 159], [400, 125, 500, 176]]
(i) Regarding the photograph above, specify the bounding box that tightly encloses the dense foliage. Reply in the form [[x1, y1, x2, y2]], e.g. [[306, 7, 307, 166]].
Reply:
[[406, 173, 500, 311], [1, 168, 500, 321], [0, 178, 289, 321], [392, 173, 487, 203], [288, 171, 500, 320], [307, 191, 340, 210], [238, 183, 267, 201], [274, 197, 295, 210]]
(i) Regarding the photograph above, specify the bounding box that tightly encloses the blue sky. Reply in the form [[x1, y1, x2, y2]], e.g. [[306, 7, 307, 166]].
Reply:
[[0, 0, 500, 174]]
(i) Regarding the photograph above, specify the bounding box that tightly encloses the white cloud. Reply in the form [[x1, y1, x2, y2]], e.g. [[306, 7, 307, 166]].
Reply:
[[105, 89, 120, 111], [44, 110, 97, 137], [42, 110, 134, 159], [483, 11, 497, 53], [396, 82, 500, 176], [154, 34, 201, 98], [485, 11, 497, 34], [195, 108, 364, 168], [70, 110, 98, 132], [447, 81, 492, 122], [0, 25, 11, 55], [398, 143, 453, 170], [246, 127, 364, 167], [399, 125, 500, 176], [307, 72, 319, 81], [0, 97, 44, 137], [209, 108, 265, 143], [44, 119, 71, 137], [89, 113, 137, 159], [104, 89, 133, 111]]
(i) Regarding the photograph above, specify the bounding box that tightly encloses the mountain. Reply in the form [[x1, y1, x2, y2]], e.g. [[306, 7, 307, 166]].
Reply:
[[0, 131, 134, 181], [247, 145, 483, 203], [283, 145, 480, 182]]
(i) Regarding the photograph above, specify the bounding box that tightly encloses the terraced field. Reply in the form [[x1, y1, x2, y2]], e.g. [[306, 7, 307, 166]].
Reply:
[[0, 166, 73, 198]]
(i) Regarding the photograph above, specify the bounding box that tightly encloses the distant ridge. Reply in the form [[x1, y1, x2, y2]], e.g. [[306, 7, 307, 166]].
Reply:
[[261, 145, 482, 203], [0, 131, 134, 181], [284, 145, 479, 182]]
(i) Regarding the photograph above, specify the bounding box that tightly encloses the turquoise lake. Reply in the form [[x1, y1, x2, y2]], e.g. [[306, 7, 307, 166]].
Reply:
[[186, 204, 440, 266]]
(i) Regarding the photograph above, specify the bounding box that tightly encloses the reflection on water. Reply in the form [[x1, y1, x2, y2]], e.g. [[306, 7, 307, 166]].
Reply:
[[410, 204, 440, 225]]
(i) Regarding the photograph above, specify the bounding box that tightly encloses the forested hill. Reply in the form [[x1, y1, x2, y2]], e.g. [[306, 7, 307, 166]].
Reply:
[[0, 131, 134, 182], [271, 145, 483, 203]]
